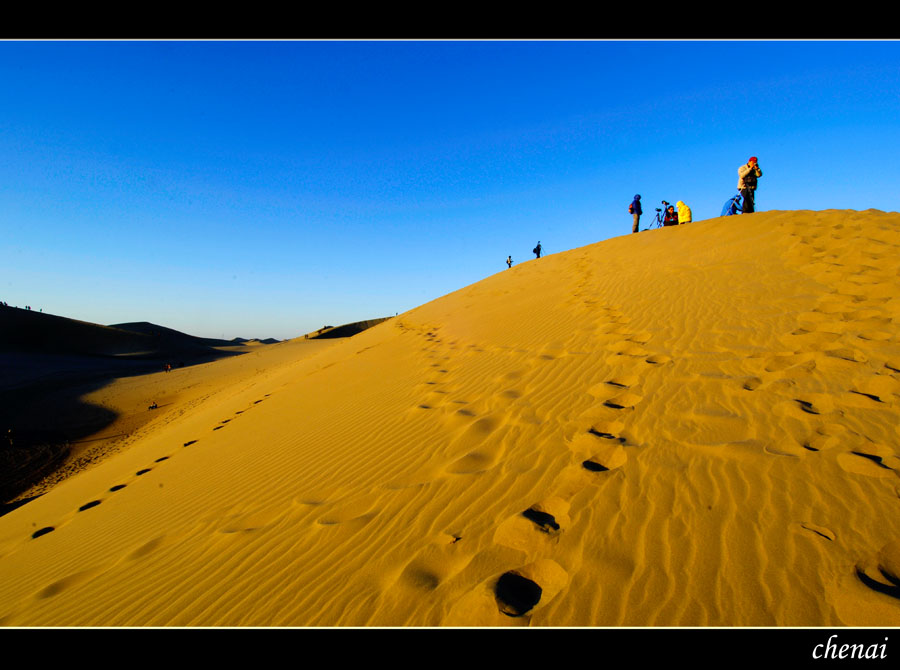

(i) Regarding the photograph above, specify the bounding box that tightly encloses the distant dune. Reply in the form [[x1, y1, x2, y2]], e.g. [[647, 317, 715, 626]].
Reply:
[[1, 210, 898, 627], [0, 309, 160, 358], [110, 321, 246, 350], [0, 309, 267, 359]]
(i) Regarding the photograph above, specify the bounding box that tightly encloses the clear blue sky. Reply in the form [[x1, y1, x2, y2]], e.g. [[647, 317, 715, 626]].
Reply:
[[2, 40, 897, 340]]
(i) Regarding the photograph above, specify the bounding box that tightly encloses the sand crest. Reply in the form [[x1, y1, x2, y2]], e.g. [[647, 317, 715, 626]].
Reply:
[[0, 209, 898, 626]]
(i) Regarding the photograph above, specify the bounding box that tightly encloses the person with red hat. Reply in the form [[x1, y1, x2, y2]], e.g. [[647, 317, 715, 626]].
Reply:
[[737, 156, 763, 213]]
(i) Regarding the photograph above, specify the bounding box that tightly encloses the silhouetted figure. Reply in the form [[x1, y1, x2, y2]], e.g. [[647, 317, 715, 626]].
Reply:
[[533, 242, 542, 259], [506, 255, 513, 269]]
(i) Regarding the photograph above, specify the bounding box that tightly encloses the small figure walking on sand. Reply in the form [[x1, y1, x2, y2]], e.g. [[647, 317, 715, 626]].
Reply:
[[533, 241, 542, 259], [506, 255, 513, 269]]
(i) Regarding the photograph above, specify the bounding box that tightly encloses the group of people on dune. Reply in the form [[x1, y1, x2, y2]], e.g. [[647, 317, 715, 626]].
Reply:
[[503, 157, 763, 268], [629, 156, 763, 233]]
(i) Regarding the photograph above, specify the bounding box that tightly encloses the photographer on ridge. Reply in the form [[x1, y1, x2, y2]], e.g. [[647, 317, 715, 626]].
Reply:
[[737, 157, 763, 213]]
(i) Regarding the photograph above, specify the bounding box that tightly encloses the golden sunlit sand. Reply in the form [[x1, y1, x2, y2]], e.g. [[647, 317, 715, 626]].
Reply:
[[1, 209, 899, 626]]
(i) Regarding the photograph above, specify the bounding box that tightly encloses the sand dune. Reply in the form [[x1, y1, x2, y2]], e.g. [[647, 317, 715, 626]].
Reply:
[[1, 209, 898, 627]]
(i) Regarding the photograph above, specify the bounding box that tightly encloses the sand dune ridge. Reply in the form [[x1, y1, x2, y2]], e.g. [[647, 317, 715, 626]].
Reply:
[[1, 209, 899, 626]]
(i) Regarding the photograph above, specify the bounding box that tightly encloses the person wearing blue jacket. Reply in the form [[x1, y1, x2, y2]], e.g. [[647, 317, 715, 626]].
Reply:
[[629, 195, 643, 233]]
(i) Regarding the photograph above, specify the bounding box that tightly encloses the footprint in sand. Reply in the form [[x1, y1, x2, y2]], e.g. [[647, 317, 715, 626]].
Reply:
[[521, 507, 562, 534], [792, 394, 836, 416], [599, 323, 632, 336], [765, 353, 815, 374], [795, 399, 821, 415], [447, 450, 499, 475], [645, 354, 672, 365], [837, 447, 899, 479], [397, 535, 474, 592], [127, 535, 170, 560], [495, 498, 570, 552], [316, 510, 377, 529], [446, 416, 506, 475], [856, 537, 900, 601], [792, 521, 835, 542], [743, 376, 763, 391], [218, 509, 282, 535], [579, 430, 628, 473], [603, 340, 649, 361], [603, 391, 643, 410], [824, 347, 868, 364], [496, 572, 543, 617], [36, 567, 101, 599], [801, 423, 849, 453], [586, 419, 626, 442], [560, 424, 630, 481], [493, 559, 568, 618], [848, 375, 898, 405]]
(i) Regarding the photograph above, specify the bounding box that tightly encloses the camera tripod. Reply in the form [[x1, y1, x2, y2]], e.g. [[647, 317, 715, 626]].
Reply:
[[647, 200, 671, 230]]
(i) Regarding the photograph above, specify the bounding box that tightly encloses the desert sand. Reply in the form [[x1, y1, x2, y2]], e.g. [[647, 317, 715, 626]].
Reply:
[[0, 209, 898, 627]]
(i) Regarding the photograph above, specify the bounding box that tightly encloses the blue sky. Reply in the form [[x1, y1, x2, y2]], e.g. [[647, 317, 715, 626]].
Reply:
[[2, 40, 898, 340]]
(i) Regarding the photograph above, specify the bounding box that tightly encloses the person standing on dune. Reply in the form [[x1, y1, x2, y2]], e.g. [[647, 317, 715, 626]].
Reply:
[[533, 242, 542, 259], [738, 156, 763, 213], [506, 255, 513, 269], [629, 194, 643, 233]]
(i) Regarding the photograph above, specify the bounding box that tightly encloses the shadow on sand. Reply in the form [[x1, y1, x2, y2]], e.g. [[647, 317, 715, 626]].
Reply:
[[0, 307, 250, 511]]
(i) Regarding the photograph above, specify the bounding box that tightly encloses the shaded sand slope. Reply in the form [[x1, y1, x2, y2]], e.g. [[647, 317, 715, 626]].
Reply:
[[307, 317, 392, 339], [1, 210, 899, 626], [1, 337, 341, 507], [1, 309, 299, 507]]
